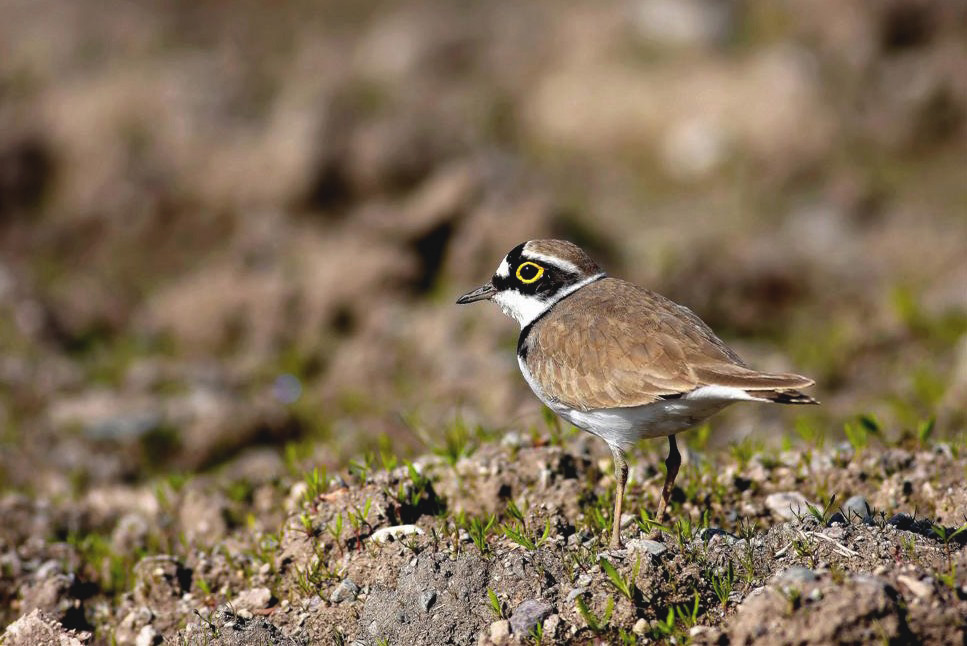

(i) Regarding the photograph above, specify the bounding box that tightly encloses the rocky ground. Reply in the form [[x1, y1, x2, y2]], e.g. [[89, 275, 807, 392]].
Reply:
[[2, 426, 965, 645]]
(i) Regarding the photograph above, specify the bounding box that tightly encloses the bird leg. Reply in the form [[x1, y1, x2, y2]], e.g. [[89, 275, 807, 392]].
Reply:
[[610, 446, 629, 549], [654, 435, 681, 524]]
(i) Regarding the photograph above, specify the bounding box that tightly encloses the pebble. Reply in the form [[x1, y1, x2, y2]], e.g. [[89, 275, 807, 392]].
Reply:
[[420, 590, 436, 611], [542, 614, 560, 639], [370, 525, 424, 544], [765, 492, 816, 521], [135, 626, 159, 646], [633, 618, 649, 635], [888, 513, 914, 530], [489, 619, 510, 644], [897, 575, 933, 600], [566, 587, 588, 602], [234, 587, 272, 610], [330, 579, 359, 604], [826, 512, 847, 526], [775, 566, 818, 584], [625, 538, 668, 556], [509, 599, 553, 635], [842, 495, 872, 523]]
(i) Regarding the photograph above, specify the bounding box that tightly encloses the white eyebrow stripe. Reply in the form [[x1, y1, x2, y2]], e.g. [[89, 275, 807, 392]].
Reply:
[[496, 257, 511, 277], [522, 250, 580, 274]]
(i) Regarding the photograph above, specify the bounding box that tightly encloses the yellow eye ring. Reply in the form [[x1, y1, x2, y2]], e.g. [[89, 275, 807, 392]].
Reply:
[[516, 261, 544, 284]]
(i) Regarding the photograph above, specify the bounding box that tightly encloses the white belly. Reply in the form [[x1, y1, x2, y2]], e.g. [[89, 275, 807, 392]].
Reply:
[[518, 356, 751, 451]]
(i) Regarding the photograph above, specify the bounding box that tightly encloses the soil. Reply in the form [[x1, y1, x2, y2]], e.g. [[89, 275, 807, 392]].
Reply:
[[2, 433, 965, 645]]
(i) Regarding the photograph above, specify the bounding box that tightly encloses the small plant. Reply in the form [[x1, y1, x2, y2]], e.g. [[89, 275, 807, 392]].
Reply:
[[710, 561, 735, 609], [916, 417, 936, 447], [739, 542, 758, 584], [804, 494, 839, 526], [901, 534, 917, 558], [783, 587, 802, 614], [674, 592, 701, 628], [932, 521, 967, 546], [636, 508, 670, 535], [502, 518, 551, 551], [433, 415, 481, 466], [348, 453, 375, 484], [936, 562, 957, 589], [794, 417, 826, 449], [673, 516, 696, 548], [303, 467, 328, 505], [599, 556, 639, 602], [328, 513, 344, 546], [575, 596, 613, 634], [391, 461, 434, 511], [649, 607, 677, 638], [529, 620, 544, 645], [348, 498, 373, 533], [299, 512, 316, 536], [464, 514, 497, 555], [541, 405, 563, 446], [649, 593, 699, 640], [730, 438, 761, 470], [688, 423, 712, 451], [501, 500, 552, 550], [487, 588, 505, 619], [736, 518, 759, 541]]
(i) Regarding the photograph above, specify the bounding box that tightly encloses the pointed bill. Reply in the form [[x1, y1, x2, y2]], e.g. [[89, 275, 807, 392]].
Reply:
[[456, 283, 497, 304]]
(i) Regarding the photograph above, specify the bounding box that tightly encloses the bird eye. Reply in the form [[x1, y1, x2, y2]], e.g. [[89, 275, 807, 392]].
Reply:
[[516, 261, 544, 284]]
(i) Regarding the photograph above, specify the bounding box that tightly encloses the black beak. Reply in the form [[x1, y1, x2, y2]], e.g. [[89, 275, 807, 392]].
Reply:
[[456, 282, 497, 304]]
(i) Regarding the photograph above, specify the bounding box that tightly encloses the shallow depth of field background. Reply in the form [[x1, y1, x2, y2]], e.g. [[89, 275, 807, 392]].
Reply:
[[1, 0, 965, 496]]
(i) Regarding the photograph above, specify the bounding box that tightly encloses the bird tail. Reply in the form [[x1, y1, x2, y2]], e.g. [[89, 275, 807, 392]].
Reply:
[[750, 388, 819, 405]]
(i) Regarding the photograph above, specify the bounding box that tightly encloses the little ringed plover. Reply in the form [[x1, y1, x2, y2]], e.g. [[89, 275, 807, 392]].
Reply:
[[457, 239, 817, 548]]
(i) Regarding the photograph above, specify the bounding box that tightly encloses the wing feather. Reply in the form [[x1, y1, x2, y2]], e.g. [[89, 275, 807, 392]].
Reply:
[[524, 278, 811, 410]]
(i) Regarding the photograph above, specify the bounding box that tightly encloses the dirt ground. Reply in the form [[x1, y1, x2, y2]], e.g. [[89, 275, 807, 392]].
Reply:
[[2, 428, 966, 645]]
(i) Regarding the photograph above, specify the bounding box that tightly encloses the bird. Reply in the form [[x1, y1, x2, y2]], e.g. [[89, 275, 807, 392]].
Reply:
[[457, 239, 817, 548]]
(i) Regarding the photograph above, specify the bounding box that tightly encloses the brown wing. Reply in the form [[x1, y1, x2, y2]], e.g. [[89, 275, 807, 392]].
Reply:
[[525, 278, 812, 410]]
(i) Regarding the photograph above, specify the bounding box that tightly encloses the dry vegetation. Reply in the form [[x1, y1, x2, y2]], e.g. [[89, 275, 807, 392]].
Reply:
[[0, 0, 965, 644]]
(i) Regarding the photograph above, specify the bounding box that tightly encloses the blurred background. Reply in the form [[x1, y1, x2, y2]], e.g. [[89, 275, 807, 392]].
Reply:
[[1, 0, 965, 497]]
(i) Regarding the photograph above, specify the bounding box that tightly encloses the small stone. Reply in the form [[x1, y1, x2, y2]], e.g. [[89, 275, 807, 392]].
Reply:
[[489, 619, 511, 644], [690, 625, 711, 638], [420, 590, 436, 611], [826, 512, 847, 526], [370, 524, 424, 544], [897, 575, 933, 600], [566, 587, 588, 602], [509, 599, 554, 636], [625, 538, 668, 556], [543, 614, 560, 639], [633, 618, 649, 635], [234, 587, 272, 610], [330, 579, 360, 604], [842, 496, 872, 523], [775, 567, 818, 584], [888, 513, 914, 530], [765, 492, 816, 521], [698, 527, 733, 542]]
